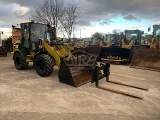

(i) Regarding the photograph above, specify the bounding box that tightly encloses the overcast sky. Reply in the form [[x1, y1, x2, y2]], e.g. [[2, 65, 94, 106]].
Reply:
[[0, 0, 160, 38]]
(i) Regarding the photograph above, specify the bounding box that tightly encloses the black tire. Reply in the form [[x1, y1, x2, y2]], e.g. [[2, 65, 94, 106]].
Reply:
[[13, 52, 28, 70], [34, 54, 54, 77]]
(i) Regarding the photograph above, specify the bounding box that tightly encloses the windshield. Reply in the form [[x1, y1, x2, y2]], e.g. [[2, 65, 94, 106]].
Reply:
[[153, 25, 160, 36], [155, 29, 160, 35], [30, 23, 49, 42], [31, 24, 47, 38], [145, 35, 153, 40], [91, 38, 100, 45], [104, 34, 115, 43], [125, 31, 138, 41]]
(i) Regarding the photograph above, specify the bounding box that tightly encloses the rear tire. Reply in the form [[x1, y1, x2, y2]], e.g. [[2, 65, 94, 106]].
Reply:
[[13, 52, 28, 70], [34, 54, 54, 77]]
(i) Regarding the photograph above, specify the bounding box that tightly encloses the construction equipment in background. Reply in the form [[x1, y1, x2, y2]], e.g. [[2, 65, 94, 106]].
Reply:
[[71, 30, 144, 64], [88, 34, 120, 47], [71, 34, 121, 58], [130, 25, 160, 71], [0, 31, 7, 57], [85, 34, 121, 57], [103, 34, 120, 47], [141, 34, 153, 45], [71, 38, 103, 59], [99, 29, 144, 64]]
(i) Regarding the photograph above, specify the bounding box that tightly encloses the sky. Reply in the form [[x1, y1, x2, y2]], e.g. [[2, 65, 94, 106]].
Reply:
[[0, 0, 160, 39]]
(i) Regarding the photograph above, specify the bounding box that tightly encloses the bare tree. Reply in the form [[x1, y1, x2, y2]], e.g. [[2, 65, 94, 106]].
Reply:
[[32, 0, 63, 27], [31, 0, 78, 39], [58, 4, 78, 40]]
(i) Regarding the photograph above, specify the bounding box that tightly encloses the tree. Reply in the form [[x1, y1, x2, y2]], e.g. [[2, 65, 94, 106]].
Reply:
[[31, 0, 78, 39], [58, 4, 78, 40], [2, 36, 13, 52], [112, 29, 121, 34], [32, 0, 63, 27], [91, 32, 104, 39]]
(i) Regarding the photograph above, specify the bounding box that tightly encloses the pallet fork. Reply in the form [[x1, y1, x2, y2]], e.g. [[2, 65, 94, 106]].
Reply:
[[92, 62, 148, 99], [58, 48, 148, 99]]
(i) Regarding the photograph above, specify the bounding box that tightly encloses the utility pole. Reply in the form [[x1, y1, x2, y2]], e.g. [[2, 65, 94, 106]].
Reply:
[[0, 31, 3, 46], [80, 29, 81, 39]]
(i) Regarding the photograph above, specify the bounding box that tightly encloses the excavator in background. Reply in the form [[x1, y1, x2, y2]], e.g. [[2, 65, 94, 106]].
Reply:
[[130, 25, 160, 71]]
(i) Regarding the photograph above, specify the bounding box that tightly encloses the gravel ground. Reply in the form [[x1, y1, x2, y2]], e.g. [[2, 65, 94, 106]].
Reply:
[[0, 55, 160, 120]]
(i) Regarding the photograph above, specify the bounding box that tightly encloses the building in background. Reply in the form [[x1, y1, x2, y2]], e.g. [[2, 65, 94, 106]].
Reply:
[[12, 26, 21, 44]]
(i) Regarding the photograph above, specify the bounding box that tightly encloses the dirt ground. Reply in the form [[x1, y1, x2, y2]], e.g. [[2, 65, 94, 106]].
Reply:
[[0, 55, 160, 120]]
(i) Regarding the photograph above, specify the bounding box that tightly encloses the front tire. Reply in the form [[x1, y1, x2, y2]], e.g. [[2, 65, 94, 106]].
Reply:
[[13, 52, 28, 70], [34, 54, 54, 77]]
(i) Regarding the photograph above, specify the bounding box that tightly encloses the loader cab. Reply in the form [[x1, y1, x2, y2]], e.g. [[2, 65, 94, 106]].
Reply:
[[20, 22, 56, 51], [104, 34, 120, 46], [144, 35, 153, 44], [91, 37, 103, 46], [152, 25, 160, 48], [124, 30, 143, 45], [153, 25, 160, 37]]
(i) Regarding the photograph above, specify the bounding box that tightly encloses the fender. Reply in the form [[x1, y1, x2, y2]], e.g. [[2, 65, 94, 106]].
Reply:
[[33, 51, 48, 63]]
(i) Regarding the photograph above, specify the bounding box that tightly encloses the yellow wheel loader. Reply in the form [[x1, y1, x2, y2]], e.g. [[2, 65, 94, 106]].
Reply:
[[130, 25, 160, 71], [103, 34, 120, 47], [94, 30, 145, 64], [11, 21, 68, 76], [11, 21, 96, 86]]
